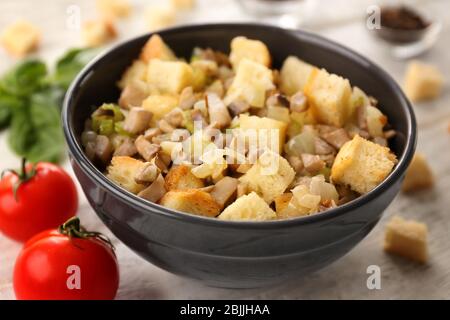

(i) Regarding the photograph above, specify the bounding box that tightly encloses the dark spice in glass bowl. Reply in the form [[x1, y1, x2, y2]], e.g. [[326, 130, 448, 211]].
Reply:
[[381, 6, 429, 31]]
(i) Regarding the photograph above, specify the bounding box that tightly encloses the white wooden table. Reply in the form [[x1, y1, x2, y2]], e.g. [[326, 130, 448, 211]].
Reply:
[[1, 0, 449, 299]]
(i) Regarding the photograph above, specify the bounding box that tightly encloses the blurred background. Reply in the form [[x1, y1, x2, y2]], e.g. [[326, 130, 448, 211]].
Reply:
[[0, 0, 449, 299]]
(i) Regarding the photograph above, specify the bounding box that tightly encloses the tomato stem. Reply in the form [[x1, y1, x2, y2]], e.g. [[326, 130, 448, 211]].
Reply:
[[58, 217, 116, 254], [1, 158, 36, 202]]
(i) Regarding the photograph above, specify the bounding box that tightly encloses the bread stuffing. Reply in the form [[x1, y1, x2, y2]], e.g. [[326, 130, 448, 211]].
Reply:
[[82, 34, 399, 221]]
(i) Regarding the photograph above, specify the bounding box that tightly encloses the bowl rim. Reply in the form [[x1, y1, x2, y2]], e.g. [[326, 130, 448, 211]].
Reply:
[[62, 22, 417, 230]]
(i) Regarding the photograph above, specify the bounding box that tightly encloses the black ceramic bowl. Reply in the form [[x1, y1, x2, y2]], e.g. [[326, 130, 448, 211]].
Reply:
[[63, 24, 416, 288]]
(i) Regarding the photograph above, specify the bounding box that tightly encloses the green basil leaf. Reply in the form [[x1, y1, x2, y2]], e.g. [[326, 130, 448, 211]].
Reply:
[[8, 106, 35, 156], [0, 60, 47, 96], [51, 48, 99, 89], [0, 90, 24, 130]]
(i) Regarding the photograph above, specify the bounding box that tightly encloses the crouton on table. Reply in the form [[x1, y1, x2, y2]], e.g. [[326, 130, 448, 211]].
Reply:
[[384, 216, 428, 263], [1, 20, 40, 57], [402, 153, 434, 192], [403, 60, 444, 102], [331, 135, 397, 194], [82, 19, 117, 47]]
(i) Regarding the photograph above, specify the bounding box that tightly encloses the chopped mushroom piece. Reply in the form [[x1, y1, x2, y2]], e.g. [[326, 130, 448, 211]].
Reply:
[[207, 93, 231, 129], [356, 105, 367, 130], [236, 182, 248, 198], [314, 137, 335, 155], [373, 136, 388, 147], [384, 129, 396, 139], [210, 176, 238, 207], [94, 135, 113, 164], [179, 86, 196, 110], [287, 155, 303, 172], [144, 127, 162, 141], [123, 107, 153, 134], [290, 91, 308, 113], [164, 107, 184, 127], [266, 93, 289, 108], [228, 100, 250, 116], [135, 135, 161, 161], [322, 128, 350, 149], [119, 81, 149, 109], [134, 162, 160, 184], [158, 119, 175, 133], [114, 138, 137, 157], [137, 174, 167, 202], [301, 154, 325, 173]]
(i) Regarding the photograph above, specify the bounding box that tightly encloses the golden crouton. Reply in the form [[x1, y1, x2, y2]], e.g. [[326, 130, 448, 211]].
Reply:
[[118, 60, 148, 90], [145, 6, 176, 31], [171, 0, 196, 10], [229, 36, 271, 70], [239, 114, 287, 154], [331, 135, 397, 194], [165, 165, 205, 190], [384, 216, 428, 263], [147, 59, 193, 95], [96, 0, 131, 19], [142, 94, 179, 120], [140, 34, 176, 63], [402, 153, 434, 192], [304, 68, 352, 127], [159, 189, 221, 217], [403, 60, 444, 102], [239, 150, 295, 203], [280, 56, 314, 95], [81, 19, 117, 47], [274, 193, 293, 214], [218, 192, 276, 221], [224, 58, 274, 108], [119, 80, 149, 109], [107, 156, 147, 194], [1, 20, 40, 57]]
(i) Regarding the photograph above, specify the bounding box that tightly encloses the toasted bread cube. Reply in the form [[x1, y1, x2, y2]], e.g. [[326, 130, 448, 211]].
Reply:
[[159, 189, 221, 217], [331, 135, 397, 194], [171, 0, 196, 9], [239, 150, 295, 203], [96, 0, 131, 19], [140, 34, 176, 63], [280, 56, 314, 95], [147, 59, 193, 95], [218, 192, 276, 221], [165, 165, 205, 190], [384, 216, 428, 263], [229, 36, 271, 70], [119, 80, 149, 109], [145, 6, 176, 31], [274, 193, 293, 214], [224, 58, 274, 108], [82, 19, 117, 47], [1, 20, 40, 57], [118, 60, 148, 89], [239, 114, 287, 154], [142, 94, 178, 120], [403, 61, 444, 102], [107, 156, 147, 194], [402, 153, 434, 192], [304, 68, 352, 127]]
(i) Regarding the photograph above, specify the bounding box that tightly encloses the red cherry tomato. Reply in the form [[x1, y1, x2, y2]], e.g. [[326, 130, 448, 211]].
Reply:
[[0, 159, 78, 242], [14, 217, 119, 300]]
